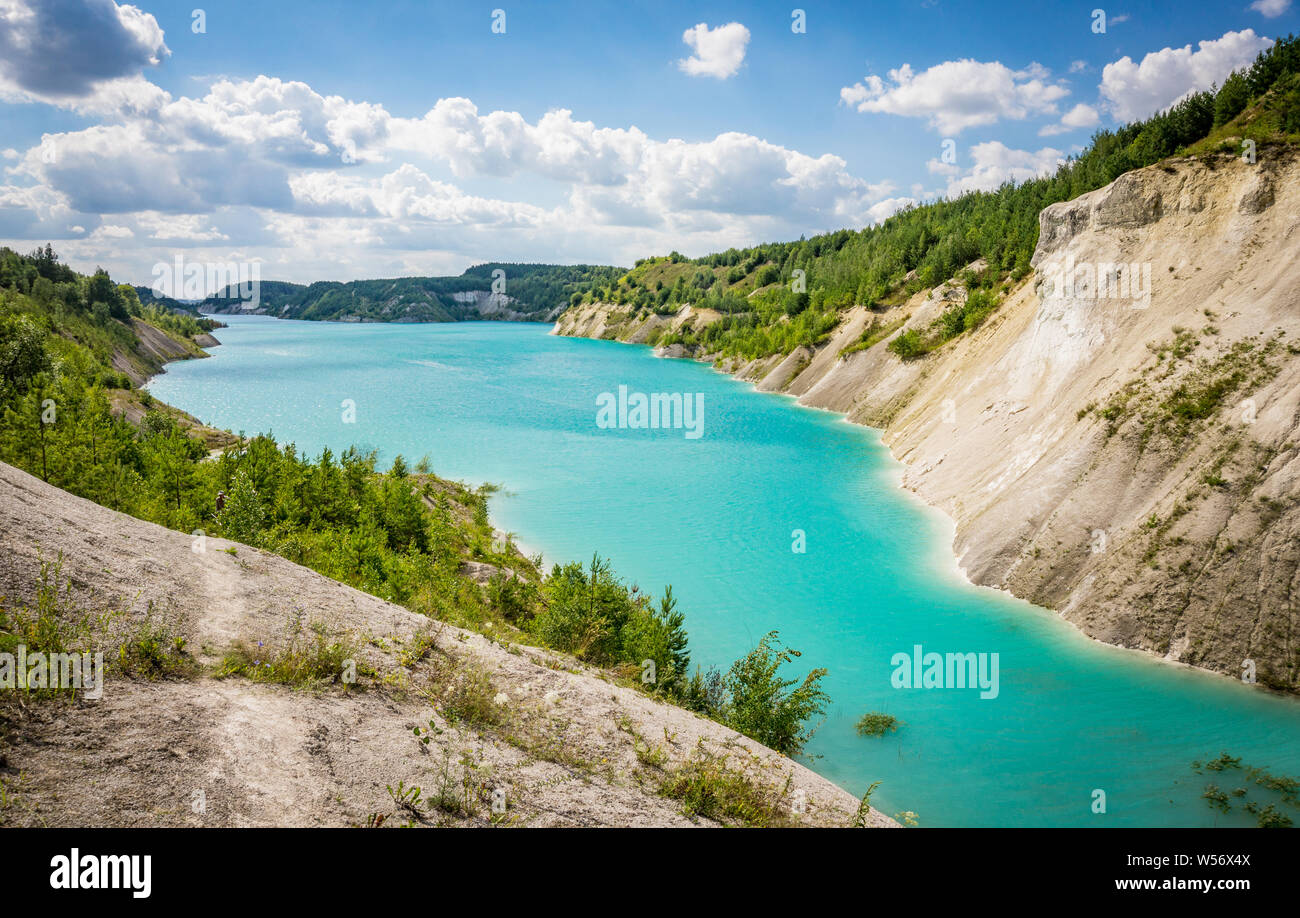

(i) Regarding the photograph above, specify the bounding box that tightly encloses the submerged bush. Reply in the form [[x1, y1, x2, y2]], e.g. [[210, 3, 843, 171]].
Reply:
[[855, 712, 902, 737]]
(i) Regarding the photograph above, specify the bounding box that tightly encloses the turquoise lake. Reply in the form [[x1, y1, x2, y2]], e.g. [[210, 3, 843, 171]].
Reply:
[[147, 315, 1300, 827]]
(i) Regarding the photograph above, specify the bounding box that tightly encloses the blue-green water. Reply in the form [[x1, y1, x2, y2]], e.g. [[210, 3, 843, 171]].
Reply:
[[149, 316, 1300, 826]]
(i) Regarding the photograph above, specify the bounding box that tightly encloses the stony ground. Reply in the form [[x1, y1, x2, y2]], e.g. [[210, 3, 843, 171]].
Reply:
[[0, 461, 893, 828]]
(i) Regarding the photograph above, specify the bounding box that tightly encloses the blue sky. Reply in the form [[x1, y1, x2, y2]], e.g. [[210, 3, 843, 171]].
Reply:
[[0, 0, 1295, 286]]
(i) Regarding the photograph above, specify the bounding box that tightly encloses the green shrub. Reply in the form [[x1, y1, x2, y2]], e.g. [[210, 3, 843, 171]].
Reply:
[[0, 556, 88, 659], [721, 631, 828, 756], [888, 329, 928, 361], [439, 663, 503, 726], [531, 555, 688, 691], [218, 469, 265, 546]]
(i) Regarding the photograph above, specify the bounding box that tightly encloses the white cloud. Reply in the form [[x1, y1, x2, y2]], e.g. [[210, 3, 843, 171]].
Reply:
[[135, 212, 229, 242], [928, 142, 1066, 197], [926, 158, 961, 177], [866, 196, 917, 223], [356, 99, 895, 225], [0, 0, 168, 106], [88, 223, 133, 240], [1099, 29, 1274, 122], [14, 120, 298, 214], [677, 22, 750, 79], [840, 59, 1070, 133], [1069, 60, 1089, 74], [1250, 0, 1292, 16], [389, 100, 648, 183], [0, 180, 79, 238], [1039, 103, 1101, 136], [1, 69, 908, 283], [372, 165, 548, 226]]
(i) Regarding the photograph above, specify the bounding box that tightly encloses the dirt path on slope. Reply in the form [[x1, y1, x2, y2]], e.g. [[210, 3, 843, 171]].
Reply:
[[0, 462, 894, 828]]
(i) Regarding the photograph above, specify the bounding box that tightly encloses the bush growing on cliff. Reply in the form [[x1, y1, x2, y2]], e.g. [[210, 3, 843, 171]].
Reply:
[[117, 609, 196, 680], [720, 631, 829, 756], [219, 469, 265, 546], [888, 329, 928, 361], [217, 617, 357, 689], [658, 747, 797, 827], [532, 555, 690, 692]]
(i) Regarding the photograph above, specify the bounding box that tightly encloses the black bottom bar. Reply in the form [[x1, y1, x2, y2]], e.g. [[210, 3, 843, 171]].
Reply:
[[3, 827, 1275, 905]]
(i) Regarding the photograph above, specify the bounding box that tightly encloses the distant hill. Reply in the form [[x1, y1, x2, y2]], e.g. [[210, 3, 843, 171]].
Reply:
[[134, 285, 202, 315], [200, 263, 624, 323]]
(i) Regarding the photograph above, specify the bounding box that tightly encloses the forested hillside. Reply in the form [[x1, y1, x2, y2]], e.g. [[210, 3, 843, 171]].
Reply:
[[576, 35, 1300, 362], [0, 247, 839, 759], [0, 247, 680, 685], [202, 262, 623, 322]]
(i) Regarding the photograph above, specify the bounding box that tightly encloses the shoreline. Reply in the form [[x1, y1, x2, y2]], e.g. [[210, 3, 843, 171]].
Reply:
[[125, 319, 904, 822], [156, 314, 1300, 706], [187, 312, 1285, 699], [137, 314, 1300, 827], [553, 325, 1295, 702]]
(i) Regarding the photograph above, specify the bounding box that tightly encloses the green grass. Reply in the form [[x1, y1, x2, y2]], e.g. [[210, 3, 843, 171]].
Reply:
[[659, 749, 796, 827], [117, 611, 197, 679], [839, 315, 908, 357], [216, 621, 357, 689], [436, 661, 504, 727], [0, 556, 200, 700], [0, 556, 90, 661], [1097, 333, 1283, 448]]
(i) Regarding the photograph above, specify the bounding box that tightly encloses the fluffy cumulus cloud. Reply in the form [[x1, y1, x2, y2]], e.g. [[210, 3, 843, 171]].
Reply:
[[1099, 29, 1274, 122], [0, 180, 80, 239], [1039, 102, 1101, 136], [1250, 0, 1292, 18], [302, 164, 552, 228], [384, 101, 895, 223], [928, 141, 1065, 197], [17, 25, 1266, 286], [0, 0, 168, 108], [677, 22, 750, 79], [133, 212, 228, 242], [840, 59, 1069, 134], [0, 64, 910, 283], [388, 100, 649, 183], [864, 196, 918, 223]]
